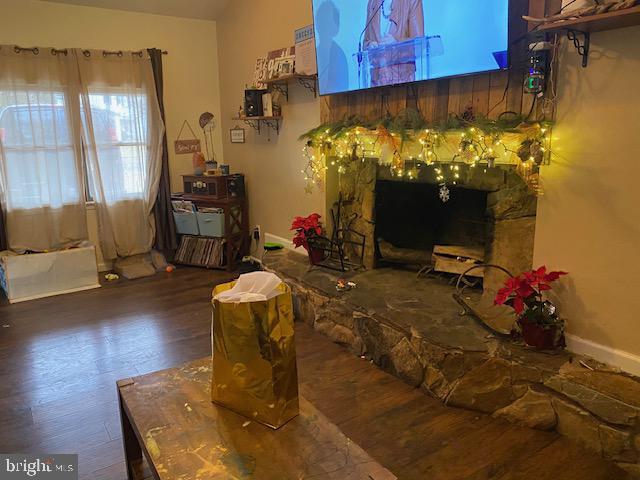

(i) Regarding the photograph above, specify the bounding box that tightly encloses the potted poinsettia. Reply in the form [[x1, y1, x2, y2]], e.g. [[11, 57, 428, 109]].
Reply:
[[494, 266, 567, 350], [291, 213, 325, 265]]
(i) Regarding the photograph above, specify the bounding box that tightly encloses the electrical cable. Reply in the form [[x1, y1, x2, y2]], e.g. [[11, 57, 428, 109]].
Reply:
[[487, 20, 545, 117], [525, 94, 538, 121]]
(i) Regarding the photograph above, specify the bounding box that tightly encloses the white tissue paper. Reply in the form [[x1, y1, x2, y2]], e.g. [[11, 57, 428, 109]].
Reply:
[[213, 271, 284, 303]]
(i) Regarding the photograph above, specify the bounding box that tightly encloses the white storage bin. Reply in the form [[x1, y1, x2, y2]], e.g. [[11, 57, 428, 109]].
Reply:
[[0, 246, 100, 303]]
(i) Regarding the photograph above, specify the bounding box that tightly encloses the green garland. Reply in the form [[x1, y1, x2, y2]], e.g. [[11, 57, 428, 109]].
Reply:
[[300, 109, 546, 143], [299, 109, 553, 195]]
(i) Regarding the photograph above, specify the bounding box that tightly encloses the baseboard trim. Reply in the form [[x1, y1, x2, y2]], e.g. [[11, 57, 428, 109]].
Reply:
[[264, 233, 306, 256], [565, 333, 640, 377]]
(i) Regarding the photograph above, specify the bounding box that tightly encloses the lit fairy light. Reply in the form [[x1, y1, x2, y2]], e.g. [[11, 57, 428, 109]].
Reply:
[[300, 121, 553, 196]]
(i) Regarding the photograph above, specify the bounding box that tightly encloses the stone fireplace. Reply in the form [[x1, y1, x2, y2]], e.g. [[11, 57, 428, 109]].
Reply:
[[264, 159, 640, 473], [331, 159, 538, 292]]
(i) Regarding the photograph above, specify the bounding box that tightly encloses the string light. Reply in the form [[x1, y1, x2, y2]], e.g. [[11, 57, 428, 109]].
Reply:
[[300, 120, 553, 195]]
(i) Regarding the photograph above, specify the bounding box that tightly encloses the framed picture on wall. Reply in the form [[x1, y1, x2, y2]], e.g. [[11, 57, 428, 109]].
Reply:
[[253, 57, 268, 88], [266, 47, 295, 80], [230, 127, 245, 144], [274, 56, 295, 77]]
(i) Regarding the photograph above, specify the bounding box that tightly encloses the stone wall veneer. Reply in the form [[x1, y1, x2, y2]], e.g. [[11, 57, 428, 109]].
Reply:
[[275, 268, 640, 477], [493, 388, 557, 430], [446, 358, 516, 413], [545, 375, 638, 427]]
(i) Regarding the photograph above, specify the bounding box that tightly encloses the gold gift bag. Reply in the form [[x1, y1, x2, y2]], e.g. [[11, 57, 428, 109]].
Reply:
[[211, 279, 299, 429]]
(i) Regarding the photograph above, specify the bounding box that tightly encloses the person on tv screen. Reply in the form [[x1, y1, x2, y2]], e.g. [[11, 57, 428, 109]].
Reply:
[[363, 0, 424, 87], [316, 1, 349, 94]]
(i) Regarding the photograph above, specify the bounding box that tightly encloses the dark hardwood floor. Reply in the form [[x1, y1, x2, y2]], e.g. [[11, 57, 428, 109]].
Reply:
[[0, 268, 631, 479]]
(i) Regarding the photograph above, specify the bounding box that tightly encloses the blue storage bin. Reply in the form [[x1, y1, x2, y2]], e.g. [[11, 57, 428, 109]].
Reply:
[[173, 212, 200, 235], [196, 211, 225, 237]]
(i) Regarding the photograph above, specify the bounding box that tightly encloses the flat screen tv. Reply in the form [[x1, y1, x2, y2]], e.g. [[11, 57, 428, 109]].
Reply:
[[312, 0, 510, 96]]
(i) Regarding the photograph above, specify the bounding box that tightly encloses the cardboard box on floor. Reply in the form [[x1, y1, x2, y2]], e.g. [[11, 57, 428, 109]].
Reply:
[[0, 245, 100, 303]]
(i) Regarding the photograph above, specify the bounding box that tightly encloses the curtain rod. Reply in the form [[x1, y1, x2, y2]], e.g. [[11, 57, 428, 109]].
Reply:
[[97, 49, 169, 57], [11, 46, 168, 56]]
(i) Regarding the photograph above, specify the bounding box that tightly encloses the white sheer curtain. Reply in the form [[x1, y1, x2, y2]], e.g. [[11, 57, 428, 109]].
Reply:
[[77, 50, 164, 260], [0, 46, 87, 252]]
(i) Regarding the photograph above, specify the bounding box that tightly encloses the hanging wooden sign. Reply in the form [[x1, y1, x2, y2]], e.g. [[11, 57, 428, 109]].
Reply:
[[174, 120, 201, 154]]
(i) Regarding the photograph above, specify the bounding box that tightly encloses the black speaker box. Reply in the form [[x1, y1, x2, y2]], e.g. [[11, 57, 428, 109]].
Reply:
[[244, 89, 266, 117], [226, 174, 246, 198]]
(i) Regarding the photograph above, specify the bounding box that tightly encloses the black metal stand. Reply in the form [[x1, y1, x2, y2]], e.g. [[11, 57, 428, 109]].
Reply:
[[243, 118, 261, 134], [263, 119, 280, 135], [270, 82, 289, 101], [268, 76, 317, 100], [296, 76, 317, 97], [567, 29, 590, 68], [307, 194, 366, 272], [241, 118, 280, 136]]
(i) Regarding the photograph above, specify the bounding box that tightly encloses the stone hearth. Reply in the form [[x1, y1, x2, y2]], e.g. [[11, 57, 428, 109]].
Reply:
[[265, 250, 640, 477]]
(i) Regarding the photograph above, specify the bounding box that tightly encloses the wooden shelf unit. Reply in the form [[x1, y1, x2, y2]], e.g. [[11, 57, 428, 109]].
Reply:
[[532, 5, 640, 67], [537, 5, 640, 33], [172, 194, 249, 272], [232, 116, 282, 121], [235, 75, 317, 139]]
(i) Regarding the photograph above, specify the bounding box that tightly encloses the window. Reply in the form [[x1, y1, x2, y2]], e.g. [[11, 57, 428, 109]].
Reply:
[[83, 91, 151, 204], [0, 47, 164, 255], [0, 91, 82, 210], [0, 90, 152, 207]]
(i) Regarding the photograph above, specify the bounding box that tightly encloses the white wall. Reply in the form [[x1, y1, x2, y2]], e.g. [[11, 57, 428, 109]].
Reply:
[[0, 0, 223, 194], [216, 0, 325, 244], [534, 26, 640, 373]]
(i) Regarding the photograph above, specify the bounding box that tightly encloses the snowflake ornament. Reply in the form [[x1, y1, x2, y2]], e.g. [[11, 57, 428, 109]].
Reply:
[[439, 184, 450, 203]]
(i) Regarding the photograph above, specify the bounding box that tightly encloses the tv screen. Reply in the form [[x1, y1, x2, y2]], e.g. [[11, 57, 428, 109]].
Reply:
[[312, 0, 510, 95]]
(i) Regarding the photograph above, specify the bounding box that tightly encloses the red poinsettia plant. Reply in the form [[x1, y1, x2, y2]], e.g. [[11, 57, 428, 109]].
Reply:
[[495, 266, 568, 349], [291, 213, 322, 250], [495, 266, 567, 316]]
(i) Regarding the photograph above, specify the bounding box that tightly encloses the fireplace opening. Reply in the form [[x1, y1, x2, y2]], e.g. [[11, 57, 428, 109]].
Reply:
[[375, 180, 489, 267]]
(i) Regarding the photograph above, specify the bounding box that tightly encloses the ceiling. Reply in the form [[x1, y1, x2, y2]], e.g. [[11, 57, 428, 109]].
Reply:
[[41, 0, 231, 21]]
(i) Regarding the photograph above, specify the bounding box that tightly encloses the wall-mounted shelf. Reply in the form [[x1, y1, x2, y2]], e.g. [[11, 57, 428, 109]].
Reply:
[[263, 74, 318, 100], [533, 6, 640, 67], [537, 5, 640, 33], [233, 116, 281, 135]]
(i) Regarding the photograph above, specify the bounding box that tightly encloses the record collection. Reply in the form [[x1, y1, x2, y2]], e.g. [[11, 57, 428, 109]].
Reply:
[[174, 235, 225, 269]]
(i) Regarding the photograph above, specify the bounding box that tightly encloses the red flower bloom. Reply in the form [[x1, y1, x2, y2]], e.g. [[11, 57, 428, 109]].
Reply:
[[512, 296, 525, 315], [495, 276, 521, 305], [494, 266, 567, 317], [291, 213, 323, 250]]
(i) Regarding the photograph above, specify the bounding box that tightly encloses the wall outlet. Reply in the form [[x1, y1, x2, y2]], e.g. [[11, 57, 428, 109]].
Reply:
[[253, 225, 261, 241]]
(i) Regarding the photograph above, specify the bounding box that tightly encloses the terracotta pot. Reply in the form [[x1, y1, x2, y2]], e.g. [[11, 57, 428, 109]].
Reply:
[[307, 246, 325, 265], [519, 318, 563, 350]]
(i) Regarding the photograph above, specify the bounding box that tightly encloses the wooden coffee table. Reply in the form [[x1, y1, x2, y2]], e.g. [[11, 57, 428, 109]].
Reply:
[[117, 358, 396, 480]]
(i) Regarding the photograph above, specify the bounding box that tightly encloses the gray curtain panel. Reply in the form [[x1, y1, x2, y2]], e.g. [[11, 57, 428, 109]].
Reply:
[[78, 48, 164, 259], [0, 45, 89, 253], [0, 204, 7, 251], [147, 48, 177, 253]]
